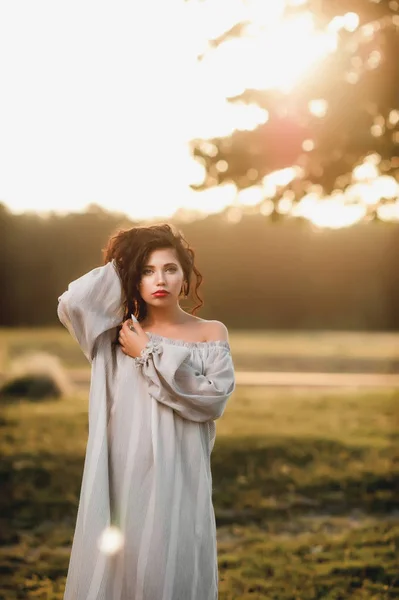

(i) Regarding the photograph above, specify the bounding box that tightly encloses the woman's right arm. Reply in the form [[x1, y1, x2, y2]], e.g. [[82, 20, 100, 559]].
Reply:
[[57, 260, 124, 363]]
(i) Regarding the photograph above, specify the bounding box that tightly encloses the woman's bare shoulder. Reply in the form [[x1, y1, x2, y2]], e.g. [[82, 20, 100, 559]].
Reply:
[[200, 319, 229, 342]]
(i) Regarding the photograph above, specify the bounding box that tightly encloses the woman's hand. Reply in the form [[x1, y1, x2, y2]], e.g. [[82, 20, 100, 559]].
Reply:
[[118, 318, 149, 359]]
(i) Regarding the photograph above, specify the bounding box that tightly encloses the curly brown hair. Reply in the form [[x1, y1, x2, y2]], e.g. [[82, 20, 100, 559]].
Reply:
[[102, 223, 204, 326]]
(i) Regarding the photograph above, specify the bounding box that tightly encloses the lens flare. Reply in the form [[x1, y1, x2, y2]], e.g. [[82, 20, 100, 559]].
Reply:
[[98, 526, 124, 556]]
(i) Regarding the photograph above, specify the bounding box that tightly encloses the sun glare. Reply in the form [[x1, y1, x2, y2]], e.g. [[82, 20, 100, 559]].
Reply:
[[188, 0, 398, 228], [0, 0, 397, 228], [202, 8, 338, 96]]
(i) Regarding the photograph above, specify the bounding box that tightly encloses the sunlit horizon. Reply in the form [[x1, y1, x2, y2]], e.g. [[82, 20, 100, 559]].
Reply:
[[0, 0, 398, 228]]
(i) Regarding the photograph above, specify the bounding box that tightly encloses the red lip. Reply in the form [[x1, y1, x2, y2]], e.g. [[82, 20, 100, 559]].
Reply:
[[152, 291, 169, 296]]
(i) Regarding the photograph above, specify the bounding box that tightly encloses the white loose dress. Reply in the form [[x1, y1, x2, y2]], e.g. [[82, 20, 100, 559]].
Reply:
[[57, 260, 236, 600]]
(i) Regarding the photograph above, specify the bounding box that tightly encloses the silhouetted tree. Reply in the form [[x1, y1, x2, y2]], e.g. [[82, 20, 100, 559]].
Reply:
[[190, 0, 399, 220]]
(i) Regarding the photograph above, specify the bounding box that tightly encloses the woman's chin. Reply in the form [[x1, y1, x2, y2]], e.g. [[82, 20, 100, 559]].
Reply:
[[146, 296, 176, 305]]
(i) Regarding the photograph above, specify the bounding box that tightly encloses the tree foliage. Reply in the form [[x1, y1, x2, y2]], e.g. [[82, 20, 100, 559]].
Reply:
[[190, 0, 399, 219]]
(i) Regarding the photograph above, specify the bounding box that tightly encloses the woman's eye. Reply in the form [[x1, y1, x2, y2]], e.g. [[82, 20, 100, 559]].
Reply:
[[142, 267, 177, 275]]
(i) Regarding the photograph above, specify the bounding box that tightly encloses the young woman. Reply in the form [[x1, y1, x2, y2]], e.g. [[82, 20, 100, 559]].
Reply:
[[57, 223, 235, 600]]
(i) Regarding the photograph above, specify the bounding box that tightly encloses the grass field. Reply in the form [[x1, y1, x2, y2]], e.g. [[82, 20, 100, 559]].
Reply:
[[1, 384, 398, 599], [1, 327, 399, 373]]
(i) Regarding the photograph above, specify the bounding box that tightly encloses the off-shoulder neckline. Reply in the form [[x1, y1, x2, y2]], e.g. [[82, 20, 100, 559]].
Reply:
[[145, 331, 231, 349]]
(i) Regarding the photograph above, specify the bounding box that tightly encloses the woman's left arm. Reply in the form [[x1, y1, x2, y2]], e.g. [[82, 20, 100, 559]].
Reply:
[[134, 336, 236, 423]]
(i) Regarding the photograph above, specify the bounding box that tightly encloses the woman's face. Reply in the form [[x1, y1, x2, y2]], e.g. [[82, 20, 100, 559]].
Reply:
[[138, 247, 185, 305]]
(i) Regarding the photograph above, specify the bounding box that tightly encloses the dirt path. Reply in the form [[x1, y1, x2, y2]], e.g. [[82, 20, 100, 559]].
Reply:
[[235, 371, 399, 387]]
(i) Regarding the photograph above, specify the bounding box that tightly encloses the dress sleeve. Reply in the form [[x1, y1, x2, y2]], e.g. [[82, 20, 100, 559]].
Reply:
[[57, 260, 124, 363], [134, 340, 236, 422]]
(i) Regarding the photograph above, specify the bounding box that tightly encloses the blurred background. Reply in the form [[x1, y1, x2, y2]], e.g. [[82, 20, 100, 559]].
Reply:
[[0, 1, 398, 598]]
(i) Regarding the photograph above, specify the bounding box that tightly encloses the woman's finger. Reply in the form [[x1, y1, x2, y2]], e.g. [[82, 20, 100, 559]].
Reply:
[[130, 316, 143, 333], [127, 317, 148, 342], [123, 320, 139, 336]]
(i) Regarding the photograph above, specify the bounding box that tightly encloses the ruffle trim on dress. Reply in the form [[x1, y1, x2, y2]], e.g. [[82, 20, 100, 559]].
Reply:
[[133, 340, 163, 367], [147, 331, 231, 350]]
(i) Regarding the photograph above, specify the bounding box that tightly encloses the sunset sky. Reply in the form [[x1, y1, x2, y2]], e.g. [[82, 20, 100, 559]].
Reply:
[[0, 0, 398, 226]]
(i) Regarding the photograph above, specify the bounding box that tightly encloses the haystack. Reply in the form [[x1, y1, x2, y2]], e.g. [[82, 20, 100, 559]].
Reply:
[[0, 352, 72, 400]]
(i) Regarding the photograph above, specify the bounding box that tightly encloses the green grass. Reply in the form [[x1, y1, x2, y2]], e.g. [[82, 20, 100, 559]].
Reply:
[[1, 387, 398, 599]]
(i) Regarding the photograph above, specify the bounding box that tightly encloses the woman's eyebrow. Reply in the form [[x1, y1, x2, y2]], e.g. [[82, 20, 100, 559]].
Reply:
[[143, 262, 178, 268]]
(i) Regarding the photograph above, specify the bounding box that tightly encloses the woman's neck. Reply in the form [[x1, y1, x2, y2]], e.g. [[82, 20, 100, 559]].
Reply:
[[142, 305, 188, 328]]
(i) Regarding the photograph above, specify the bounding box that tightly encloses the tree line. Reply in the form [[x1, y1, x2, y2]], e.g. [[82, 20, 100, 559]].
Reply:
[[1, 203, 398, 330]]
